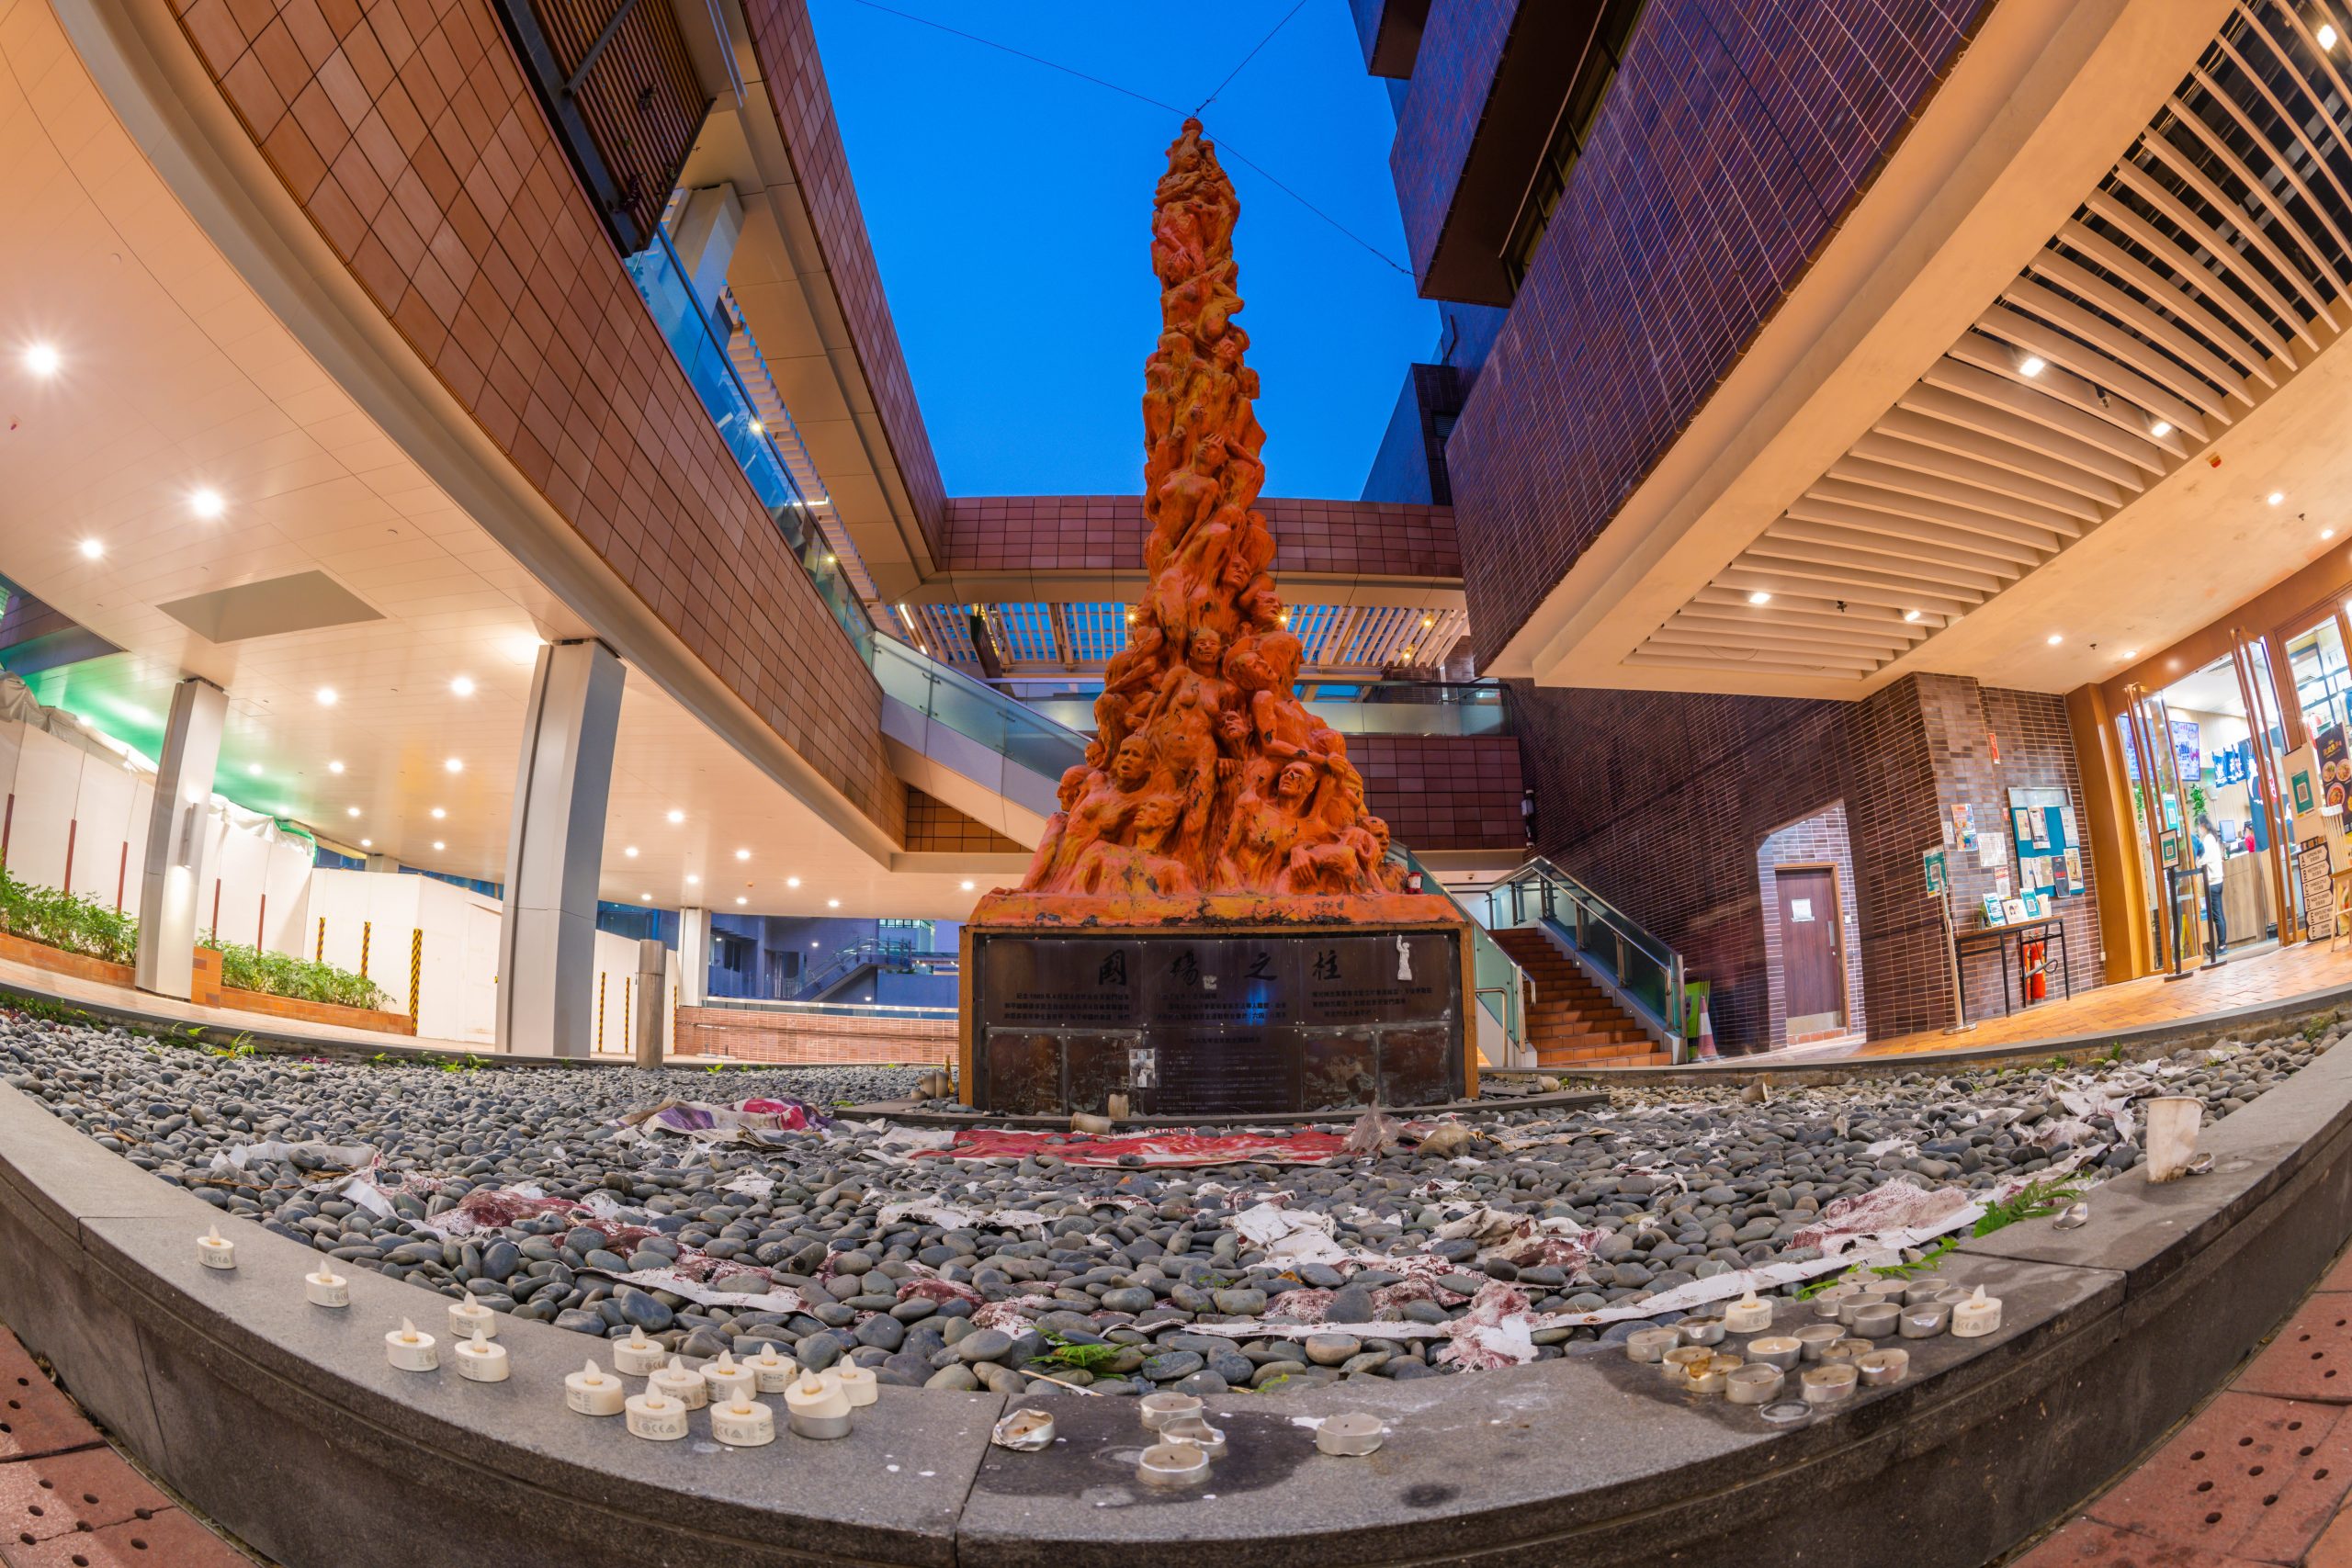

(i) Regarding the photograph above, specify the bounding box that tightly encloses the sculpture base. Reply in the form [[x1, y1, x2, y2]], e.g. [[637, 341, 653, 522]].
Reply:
[[959, 892, 1475, 1117]]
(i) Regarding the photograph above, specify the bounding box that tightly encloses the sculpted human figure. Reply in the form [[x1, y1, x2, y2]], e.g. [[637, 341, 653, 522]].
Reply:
[[1035, 735, 1154, 893], [1217, 759, 1319, 891], [1022, 763, 1097, 889], [1075, 793, 1196, 896], [1148, 437, 1227, 574], [1093, 618, 1165, 757]]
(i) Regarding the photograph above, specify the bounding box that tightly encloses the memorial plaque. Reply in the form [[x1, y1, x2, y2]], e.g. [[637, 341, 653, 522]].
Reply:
[[1301, 1028, 1378, 1112]]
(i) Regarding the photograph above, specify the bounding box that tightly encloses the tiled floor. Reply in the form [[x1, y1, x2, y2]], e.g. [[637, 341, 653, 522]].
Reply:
[[0, 1328, 256, 1566], [1804, 939, 2352, 1064], [2011, 1247, 2352, 1567]]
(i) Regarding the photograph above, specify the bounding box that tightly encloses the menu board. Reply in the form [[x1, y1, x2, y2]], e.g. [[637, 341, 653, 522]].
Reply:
[[2301, 837, 2335, 946]]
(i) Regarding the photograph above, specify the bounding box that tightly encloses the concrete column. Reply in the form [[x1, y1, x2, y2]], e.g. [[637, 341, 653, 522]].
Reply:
[[364, 852, 401, 874], [134, 677, 225, 1000], [633, 939, 668, 1067], [676, 907, 710, 1007], [495, 640, 624, 1057]]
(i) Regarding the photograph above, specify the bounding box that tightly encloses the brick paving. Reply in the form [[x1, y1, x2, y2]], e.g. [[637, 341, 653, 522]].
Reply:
[[0, 1330, 255, 1567]]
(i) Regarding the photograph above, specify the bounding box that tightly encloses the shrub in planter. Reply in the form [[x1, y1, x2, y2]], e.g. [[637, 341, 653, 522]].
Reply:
[[201, 934, 390, 1012], [0, 869, 137, 965]]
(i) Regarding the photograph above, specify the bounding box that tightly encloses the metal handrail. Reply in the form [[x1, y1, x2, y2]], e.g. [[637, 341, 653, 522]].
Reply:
[[1393, 844, 1530, 1066], [1483, 856, 1688, 1058]]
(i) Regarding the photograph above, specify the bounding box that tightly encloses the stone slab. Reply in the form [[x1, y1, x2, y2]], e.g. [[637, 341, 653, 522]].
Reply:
[[0, 1444, 176, 1543]]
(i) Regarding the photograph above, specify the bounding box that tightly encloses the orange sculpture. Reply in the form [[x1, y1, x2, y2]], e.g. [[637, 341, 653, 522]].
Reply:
[[1021, 119, 1405, 900]]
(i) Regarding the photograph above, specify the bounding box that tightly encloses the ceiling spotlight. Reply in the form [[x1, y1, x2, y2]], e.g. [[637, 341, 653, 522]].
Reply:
[[433, 840, 446, 851], [2018, 355, 2047, 378], [2121, 649, 2139, 660], [828, 898, 841, 908], [786, 875, 801, 888], [189, 488, 225, 520], [685, 874, 700, 886], [328, 760, 345, 774], [2046, 633, 2064, 646], [961, 880, 976, 891], [1904, 610, 1923, 624], [2149, 420, 2173, 439], [667, 809, 685, 824], [735, 897, 747, 906], [450, 675, 476, 696], [2324, 21, 2340, 48], [360, 838, 372, 847], [639, 892, 651, 900], [246, 762, 263, 776], [77, 538, 102, 559], [746, 420, 763, 434], [624, 846, 639, 858], [735, 848, 751, 861], [315, 687, 338, 705], [2327, 530, 2338, 541], [21, 344, 59, 378], [2270, 491, 2287, 506], [431, 807, 447, 819], [444, 757, 463, 773], [809, 942, 819, 949], [346, 807, 360, 818], [1747, 591, 1771, 605]]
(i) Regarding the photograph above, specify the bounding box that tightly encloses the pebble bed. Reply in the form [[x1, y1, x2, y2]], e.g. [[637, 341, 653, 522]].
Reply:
[[2, 1012, 2338, 1399]]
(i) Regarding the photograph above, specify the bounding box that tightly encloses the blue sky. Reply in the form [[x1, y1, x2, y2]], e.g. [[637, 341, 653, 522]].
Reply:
[[805, 0, 1438, 500]]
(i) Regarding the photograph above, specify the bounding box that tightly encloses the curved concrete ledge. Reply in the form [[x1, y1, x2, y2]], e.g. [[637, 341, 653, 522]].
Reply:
[[2, 1018, 2350, 1566]]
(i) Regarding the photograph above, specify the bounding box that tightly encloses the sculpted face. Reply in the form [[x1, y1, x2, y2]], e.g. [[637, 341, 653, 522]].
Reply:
[[1127, 619, 1163, 656], [1278, 761, 1316, 799], [1189, 628, 1222, 670], [1242, 580, 1282, 626], [1366, 816, 1390, 852], [1112, 736, 1153, 787], [1057, 765, 1090, 810], [1134, 795, 1179, 835]]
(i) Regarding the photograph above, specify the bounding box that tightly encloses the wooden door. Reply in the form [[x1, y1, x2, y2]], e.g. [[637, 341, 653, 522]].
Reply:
[[1774, 864, 1845, 1038]]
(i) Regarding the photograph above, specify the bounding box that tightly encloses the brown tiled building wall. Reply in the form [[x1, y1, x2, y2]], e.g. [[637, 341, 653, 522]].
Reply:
[[676, 1006, 952, 1065], [734, 0, 946, 561], [943, 497, 1461, 582], [1512, 671, 2097, 1054], [165, 0, 902, 841], [1353, 733, 1524, 852], [903, 787, 1022, 855], [1756, 802, 1865, 1049]]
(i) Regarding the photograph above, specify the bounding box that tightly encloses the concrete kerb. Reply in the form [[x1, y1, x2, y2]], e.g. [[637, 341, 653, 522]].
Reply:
[[0, 1033, 2344, 1564]]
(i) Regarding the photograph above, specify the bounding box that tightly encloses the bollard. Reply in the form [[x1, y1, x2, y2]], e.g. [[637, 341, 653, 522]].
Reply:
[[633, 938, 668, 1067]]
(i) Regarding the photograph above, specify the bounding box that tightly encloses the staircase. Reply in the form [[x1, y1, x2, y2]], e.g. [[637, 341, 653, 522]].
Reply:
[[1491, 925, 1671, 1069]]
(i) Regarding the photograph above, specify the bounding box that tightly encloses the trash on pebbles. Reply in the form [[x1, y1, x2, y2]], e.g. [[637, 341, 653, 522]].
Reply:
[[0, 1012, 2333, 1404]]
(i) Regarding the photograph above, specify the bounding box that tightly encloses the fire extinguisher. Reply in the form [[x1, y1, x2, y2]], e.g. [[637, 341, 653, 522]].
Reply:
[[2022, 937, 2047, 1003]]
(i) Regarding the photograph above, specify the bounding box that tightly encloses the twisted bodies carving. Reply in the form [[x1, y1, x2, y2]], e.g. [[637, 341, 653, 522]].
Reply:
[[1023, 120, 1404, 899]]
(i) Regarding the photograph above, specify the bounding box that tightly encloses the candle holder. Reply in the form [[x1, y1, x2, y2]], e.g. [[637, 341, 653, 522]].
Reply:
[[1625, 1327, 1680, 1363], [702, 1350, 756, 1404], [1160, 1416, 1227, 1460], [746, 1343, 797, 1393], [1850, 1303, 1900, 1337], [1902, 1279, 1945, 1307], [1758, 1400, 1812, 1427], [1824, 1337, 1874, 1364], [384, 1318, 438, 1372], [1800, 1363, 1858, 1406], [198, 1224, 236, 1272], [1858, 1348, 1909, 1387], [1314, 1413, 1385, 1457], [448, 1289, 497, 1342], [455, 1327, 509, 1383], [565, 1360, 626, 1417], [651, 1356, 708, 1410], [1661, 1345, 1714, 1382], [1746, 1336, 1803, 1371], [991, 1408, 1056, 1451], [612, 1325, 667, 1377], [1900, 1304, 1951, 1339], [1684, 1353, 1742, 1395], [1724, 1364, 1784, 1405], [1677, 1317, 1726, 1348], [1951, 1285, 2003, 1338], [1138, 1441, 1212, 1487], [711, 1397, 776, 1448], [1811, 1285, 1857, 1322], [625, 1390, 689, 1441], [304, 1266, 349, 1309], [834, 1363, 878, 1409], [1140, 1392, 1204, 1430], [1723, 1292, 1773, 1334], [1793, 1325, 1844, 1361]]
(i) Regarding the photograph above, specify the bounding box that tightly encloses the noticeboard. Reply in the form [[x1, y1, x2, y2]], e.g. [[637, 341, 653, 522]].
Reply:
[[2301, 837, 2336, 946]]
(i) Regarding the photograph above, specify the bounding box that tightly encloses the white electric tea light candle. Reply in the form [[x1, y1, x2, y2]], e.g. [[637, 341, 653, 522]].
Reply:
[[385, 1318, 438, 1372], [625, 1388, 689, 1441], [710, 1395, 775, 1448], [1722, 1291, 1772, 1333], [304, 1264, 349, 1309], [565, 1359, 625, 1416], [650, 1355, 707, 1410], [786, 1374, 851, 1439], [833, 1362, 877, 1408], [612, 1325, 666, 1377], [1952, 1285, 2003, 1338], [448, 1288, 497, 1341], [456, 1326, 509, 1383], [746, 1342, 796, 1393], [701, 1349, 755, 1404], [197, 1224, 235, 1271]]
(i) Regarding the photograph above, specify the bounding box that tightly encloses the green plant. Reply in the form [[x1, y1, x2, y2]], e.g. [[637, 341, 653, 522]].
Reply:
[[1973, 1176, 2087, 1237], [2304, 1011, 2337, 1043], [1028, 1340, 1123, 1373], [0, 867, 138, 964], [202, 933, 388, 1011]]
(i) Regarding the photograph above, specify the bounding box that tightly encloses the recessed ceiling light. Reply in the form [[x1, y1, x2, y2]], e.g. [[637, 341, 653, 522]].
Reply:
[[960, 880, 975, 891], [21, 344, 59, 378], [2121, 649, 2139, 660], [809, 941, 819, 948], [2018, 355, 2046, 378], [315, 687, 337, 705], [450, 675, 475, 696], [786, 875, 801, 887], [328, 760, 345, 773], [667, 809, 685, 824], [828, 898, 841, 908], [433, 840, 446, 851], [2324, 21, 2340, 48], [2046, 634, 2064, 645], [686, 874, 700, 886], [1747, 591, 1771, 605], [77, 538, 102, 559], [735, 848, 751, 861], [735, 897, 747, 906], [639, 892, 650, 900], [444, 757, 462, 773], [2149, 420, 2173, 439], [431, 807, 447, 819], [2270, 491, 2287, 506], [2327, 530, 2338, 541], [1904, 610, 1923, 623], [189, 489, 225, 520], [246, 762, 263, 776], [624, 846, 639, 857], [360, 838, 372, 847], [346, 807, 360, 818]]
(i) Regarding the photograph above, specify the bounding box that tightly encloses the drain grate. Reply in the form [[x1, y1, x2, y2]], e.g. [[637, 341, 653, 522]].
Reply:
[[2235, 1292, 2352, 1403]]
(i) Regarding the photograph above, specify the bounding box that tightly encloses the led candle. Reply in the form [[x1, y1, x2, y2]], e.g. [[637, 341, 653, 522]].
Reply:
[[701, 1350, 755, 1404], [650, 1356, 707, 1410], [1724, 1364, 1784, 1405], [785, 1374, 851, 1440], [710, 1396, 775, 1448], [304, 1265, 349, 1309], [1139, 1391, 1204, 1430], [624, 1388, 688, 1441], [448, 1288, 497, 1342], [1747, 1336, 1803, 1371], [1793, 1324, 1844, 1361], [1314, 1412, 1385, 1457], [456, 1326, 509, 1383], [385, 1318, 438, 1372], [1857, 1348, 1909, 1387], [565, 1359, 626, 1417], [1801, 1362, 1858, 1405], [746, 1342, 797, 1393], [612, 1325, 667, 1377], [1678, 1317, 1726, 1348], [1138, 1441, 1211, 1486], [833, 1362, 877, 1409], [1625, 1327, 1680, 1363], [1850, 1302, 1900, 1338], [197, 1224, 236, 1271], [1951, 1285, 2003, 1338], [1722, 1292, 1772, 1334]]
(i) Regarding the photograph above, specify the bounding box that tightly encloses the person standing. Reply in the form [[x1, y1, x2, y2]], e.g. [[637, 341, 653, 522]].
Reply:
[[2196, 815, 2230, 954]]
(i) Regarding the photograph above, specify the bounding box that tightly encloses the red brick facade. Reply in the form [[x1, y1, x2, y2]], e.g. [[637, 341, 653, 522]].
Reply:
[[677, 1006, 952, 1066], [1352, 734, 1523, 852], [165, 0, 902, 840], [942, 497, 1460, 582]]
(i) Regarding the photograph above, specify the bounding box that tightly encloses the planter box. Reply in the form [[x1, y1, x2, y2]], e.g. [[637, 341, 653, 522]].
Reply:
[[191, 947, 414, 1035], [0, 927, 133, 987]]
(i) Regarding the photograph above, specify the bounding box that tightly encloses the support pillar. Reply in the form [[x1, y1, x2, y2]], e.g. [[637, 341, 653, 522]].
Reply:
[[364, 852, 401, 874], [134, 677, 225, 1000], [633, 939, 668, 1067], [677, 906, 710, 1007], [495, 640, 624, 1057]]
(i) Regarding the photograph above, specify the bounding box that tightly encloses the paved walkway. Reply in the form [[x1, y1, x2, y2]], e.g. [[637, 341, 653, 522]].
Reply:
[[0, 1326, 256, 1566]]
